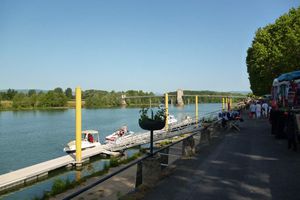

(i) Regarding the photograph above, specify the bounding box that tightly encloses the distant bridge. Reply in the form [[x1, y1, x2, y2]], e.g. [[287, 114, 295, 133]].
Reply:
[[120, 89, 246, 106]]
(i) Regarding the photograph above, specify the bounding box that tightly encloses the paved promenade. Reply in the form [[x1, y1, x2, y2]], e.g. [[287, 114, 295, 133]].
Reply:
[[143, 116, 300, 200]]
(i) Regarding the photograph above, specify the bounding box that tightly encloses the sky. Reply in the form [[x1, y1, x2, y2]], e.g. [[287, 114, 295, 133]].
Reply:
[[0, 1, 299, 93]]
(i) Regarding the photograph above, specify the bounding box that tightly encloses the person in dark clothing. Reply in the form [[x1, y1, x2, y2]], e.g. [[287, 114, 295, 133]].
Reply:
[[277, 111, 287, 139], [269, 109, 280, 136], [287, 112, 297, 151]]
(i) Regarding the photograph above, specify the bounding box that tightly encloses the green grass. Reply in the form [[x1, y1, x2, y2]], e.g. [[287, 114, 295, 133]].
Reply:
[[32, 151, 143, 200]]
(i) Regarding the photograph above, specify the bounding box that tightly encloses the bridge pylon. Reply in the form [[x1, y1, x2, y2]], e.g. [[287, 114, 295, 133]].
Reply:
[[121, 94, 127, 106], [176, 89, 184, 106]]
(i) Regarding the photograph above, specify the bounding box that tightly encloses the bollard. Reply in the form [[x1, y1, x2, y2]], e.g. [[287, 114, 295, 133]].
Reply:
[[135, 162, 143, 188], [142, 155, 161, 186], [182, 136, 196, 157]]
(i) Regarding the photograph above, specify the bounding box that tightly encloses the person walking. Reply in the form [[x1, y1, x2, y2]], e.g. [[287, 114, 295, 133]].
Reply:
[[256, 101, 262, 119], [262, 101, 269, 118], [249, 101, 256, 119]]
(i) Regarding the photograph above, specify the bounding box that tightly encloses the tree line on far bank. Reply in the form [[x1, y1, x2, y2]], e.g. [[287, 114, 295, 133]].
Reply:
[[0, 88, 72, 109], [0, 89, 158, 109], [0, 89, 247, 110]]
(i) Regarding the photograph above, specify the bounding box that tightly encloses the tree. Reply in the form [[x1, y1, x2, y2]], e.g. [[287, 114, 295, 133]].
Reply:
[[65, 88, 73, 99], [6, 89, 17, 100], [38, 90, 68, 107], [54, 87, 63, 94], [12, 93, 31, 108], [246, 7, 300, 95], [29, 94, 38, 107], [28, 89, 36, 97]]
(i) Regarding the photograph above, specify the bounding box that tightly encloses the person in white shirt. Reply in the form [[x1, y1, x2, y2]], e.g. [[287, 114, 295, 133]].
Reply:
[[262, 102, 269, 118], [249, 102, 256, 119], [256, 102, 262, 118]]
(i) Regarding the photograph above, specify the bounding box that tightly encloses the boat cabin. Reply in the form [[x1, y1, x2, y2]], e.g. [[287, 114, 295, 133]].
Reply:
[[82, 130, 100, 143]]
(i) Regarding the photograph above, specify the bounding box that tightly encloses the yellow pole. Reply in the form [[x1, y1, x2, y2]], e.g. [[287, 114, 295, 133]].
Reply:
[[165, 93, 169, 131], [195, 95, 198, 123], [222, 97, 225, 111], [230, 98, 233, 110], [75, 87, 82, 165], [76, 170, 81, 181]]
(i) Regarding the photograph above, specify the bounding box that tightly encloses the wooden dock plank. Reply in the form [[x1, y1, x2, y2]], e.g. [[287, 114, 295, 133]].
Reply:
[[0, 154, 74, 190]]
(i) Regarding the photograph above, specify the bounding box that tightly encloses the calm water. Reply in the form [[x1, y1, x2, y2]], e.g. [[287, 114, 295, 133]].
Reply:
[[0, 103, 221, 175]]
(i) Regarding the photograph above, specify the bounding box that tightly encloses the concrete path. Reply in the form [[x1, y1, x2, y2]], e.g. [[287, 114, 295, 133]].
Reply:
[[143, 117, 300, 200]]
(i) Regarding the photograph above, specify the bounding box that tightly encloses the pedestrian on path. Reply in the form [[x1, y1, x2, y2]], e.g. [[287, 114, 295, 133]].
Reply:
[[256, 101, 262, 119], [249, 101, 256, 119], [262, 101, 269, 118]]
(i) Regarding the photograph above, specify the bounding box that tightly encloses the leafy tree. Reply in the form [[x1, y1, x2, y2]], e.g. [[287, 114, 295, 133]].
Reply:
[[12, 93, 31, 108], [29, 94, 38, 107], [65, 88, 73, 99], [38, 90, 67, 107], [6, 89, 17, 100], [54, 87, 63, 94], [28, 89, 36, 97], [246, 7, 300, 95]]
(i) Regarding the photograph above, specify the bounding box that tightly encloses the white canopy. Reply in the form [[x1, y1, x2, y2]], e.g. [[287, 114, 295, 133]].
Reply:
[[82, 130, 99, 134]]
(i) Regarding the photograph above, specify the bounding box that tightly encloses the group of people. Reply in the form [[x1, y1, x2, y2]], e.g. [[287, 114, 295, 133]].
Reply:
[[218, 109, 244, 128], [249, 100, 270, 119]]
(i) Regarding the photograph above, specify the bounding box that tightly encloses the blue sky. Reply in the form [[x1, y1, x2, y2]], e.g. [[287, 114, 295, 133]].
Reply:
[[0, 1, 299, 93]]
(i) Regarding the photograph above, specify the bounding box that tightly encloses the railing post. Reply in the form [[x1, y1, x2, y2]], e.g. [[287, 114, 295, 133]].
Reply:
[[75, 87, 82, 166], [195, 95, 198, 123], [165, 93, 169, 131], [160, 147, 169, 170]]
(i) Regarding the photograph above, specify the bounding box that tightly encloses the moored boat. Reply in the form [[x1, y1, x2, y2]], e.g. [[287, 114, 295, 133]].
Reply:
[[63, 130, 101, 153], [105, 126, 134, 143], [168, 114, 178, 124]]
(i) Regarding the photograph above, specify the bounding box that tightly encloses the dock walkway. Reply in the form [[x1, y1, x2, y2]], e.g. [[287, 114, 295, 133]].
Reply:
[[0, 119, 201, 193], [142, 116, 300, 200]]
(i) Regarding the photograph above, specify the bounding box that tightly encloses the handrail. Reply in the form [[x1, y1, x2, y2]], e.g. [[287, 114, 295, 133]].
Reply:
[[62, 118, 221, 200]]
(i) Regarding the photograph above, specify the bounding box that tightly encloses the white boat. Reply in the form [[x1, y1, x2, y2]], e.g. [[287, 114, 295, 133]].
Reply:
[[168, 114, 178, 124], [105, 126, 134, 143], [63, 130, 101, 153]]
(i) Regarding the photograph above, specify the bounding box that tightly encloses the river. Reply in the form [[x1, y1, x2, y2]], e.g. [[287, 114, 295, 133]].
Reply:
[[0, 103, 221, 175]]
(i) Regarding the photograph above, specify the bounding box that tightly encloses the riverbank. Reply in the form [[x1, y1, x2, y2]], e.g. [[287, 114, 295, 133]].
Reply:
[[0, 100, 79, 111], [0, 101, 227, 112]]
